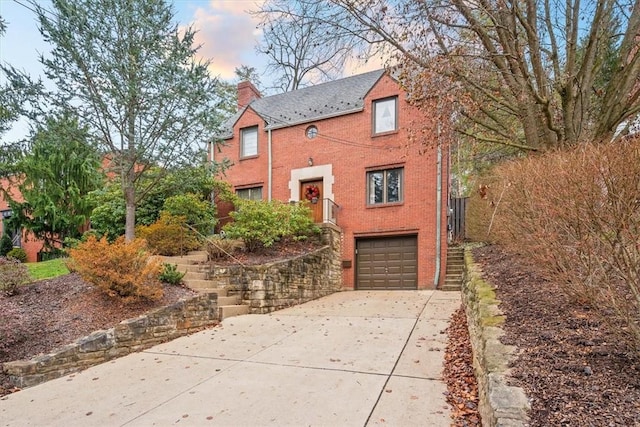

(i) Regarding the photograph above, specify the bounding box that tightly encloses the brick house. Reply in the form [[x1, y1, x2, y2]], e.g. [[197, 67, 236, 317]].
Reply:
[[212, 69, 450, 290], [0, 178, 44, 262]]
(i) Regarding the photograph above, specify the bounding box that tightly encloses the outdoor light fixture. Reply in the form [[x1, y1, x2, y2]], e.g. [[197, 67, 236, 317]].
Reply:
[[308, 157, 313, 166]]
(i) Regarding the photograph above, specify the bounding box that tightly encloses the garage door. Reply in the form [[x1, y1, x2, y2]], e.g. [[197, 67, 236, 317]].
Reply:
[[356, 236, 417, 290]]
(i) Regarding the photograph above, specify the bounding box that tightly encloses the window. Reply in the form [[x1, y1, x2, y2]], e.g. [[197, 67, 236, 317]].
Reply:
[[367, 168, 403, 205], [373, 97, 397, 134], [236, 186, 263, 201], [305, 125, 318, 139], [240, 126, 258, 157]]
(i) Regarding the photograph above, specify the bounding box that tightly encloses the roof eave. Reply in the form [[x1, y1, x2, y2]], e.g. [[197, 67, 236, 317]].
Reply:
[[263, 107, 365, 131]]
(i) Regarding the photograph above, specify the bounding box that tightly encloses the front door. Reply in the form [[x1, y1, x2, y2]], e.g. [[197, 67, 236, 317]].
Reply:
[[301, 180, 323, 223]]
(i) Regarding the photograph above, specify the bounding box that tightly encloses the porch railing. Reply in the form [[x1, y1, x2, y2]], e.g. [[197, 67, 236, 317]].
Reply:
[[323, 198, 339, 226]]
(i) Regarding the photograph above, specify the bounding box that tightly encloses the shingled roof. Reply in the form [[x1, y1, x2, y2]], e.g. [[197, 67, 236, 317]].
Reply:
[[217, 69, 386, 140]]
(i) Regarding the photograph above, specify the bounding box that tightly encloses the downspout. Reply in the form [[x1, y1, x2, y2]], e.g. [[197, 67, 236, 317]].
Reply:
[[209, 141, 215, 204], [433, 129, 443, 288], [267, 129, 273, 201]]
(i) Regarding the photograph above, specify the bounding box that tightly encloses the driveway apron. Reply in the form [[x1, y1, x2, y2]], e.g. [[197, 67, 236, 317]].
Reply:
[[0, 290, 460, 426]]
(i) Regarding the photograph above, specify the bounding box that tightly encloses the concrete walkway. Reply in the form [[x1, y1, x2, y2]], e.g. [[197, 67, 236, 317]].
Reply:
[[0, 290, 460, 426]]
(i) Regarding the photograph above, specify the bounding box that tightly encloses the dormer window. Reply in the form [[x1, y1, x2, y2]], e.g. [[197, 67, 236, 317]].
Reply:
[[373, 97, 398, 134], [240, 126, 258, 158]]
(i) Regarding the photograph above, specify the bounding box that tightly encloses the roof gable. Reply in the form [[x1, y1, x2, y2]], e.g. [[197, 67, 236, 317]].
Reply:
[[217, 69, 386, 139]]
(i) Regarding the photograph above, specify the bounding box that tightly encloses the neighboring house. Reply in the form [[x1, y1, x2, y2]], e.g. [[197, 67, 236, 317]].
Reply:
[[212, 69, 450, 290], [0, 177, 44, 262]]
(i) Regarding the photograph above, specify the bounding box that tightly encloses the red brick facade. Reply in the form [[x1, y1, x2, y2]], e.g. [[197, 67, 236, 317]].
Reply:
[[0, 178, 44, 262], [213, 71, 450, 289]]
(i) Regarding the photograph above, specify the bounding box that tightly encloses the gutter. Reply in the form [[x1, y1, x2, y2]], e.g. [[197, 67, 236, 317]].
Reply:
[[434, 132, 443, 288]]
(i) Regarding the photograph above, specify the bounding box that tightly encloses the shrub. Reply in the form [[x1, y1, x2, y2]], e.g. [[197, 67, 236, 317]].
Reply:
[[486, 138, 640, 351], [69, 235, 163, 302], [136, 212, 201, 256], [0, 256, 30, 296], [162, 193, 216, 236], [204, 235, 244, 260], [223, 200, 319, 252], [0, 234, 13, 257], [88, 184, 126, 242], [159, 263, 185, 285], [6, 248, 27, 263]]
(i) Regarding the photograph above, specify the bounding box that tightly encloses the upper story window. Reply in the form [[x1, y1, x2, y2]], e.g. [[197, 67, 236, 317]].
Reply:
[[367, 167, 403, 205], [373, 97, 398, 134], [240, 126, 258, 158], [236, 186, 263, 201]]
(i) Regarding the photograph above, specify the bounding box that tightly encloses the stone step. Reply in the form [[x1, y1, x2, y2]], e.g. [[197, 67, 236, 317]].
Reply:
[[160, 253, 208, 264], [195, 288, 228, 297], [218, 295, 241, 306], [183, 271, 207, 281], [174, 264, 209, 273], [439, 285, 461, 292], [188, 250, 208, 256], [219, 304, 250, 320], [183, 279, 220, 290]]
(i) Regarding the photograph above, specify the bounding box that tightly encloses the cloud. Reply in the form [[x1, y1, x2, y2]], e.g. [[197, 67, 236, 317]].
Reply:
[[187, 0, 266, 80]]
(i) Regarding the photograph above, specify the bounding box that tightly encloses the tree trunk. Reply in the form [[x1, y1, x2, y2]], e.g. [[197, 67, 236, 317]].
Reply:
[[123, 170, 136, 242]]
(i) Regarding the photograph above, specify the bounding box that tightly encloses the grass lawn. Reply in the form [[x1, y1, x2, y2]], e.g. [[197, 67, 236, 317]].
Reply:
[[26, 258, 70, 281]]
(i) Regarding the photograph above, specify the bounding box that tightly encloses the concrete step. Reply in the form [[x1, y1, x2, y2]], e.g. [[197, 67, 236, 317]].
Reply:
[[219, 304, 250, 320], [439, 285, 461, 292]]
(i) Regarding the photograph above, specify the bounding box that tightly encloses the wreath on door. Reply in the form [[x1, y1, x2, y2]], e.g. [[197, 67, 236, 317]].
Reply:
[[304, 185, 320, 203]]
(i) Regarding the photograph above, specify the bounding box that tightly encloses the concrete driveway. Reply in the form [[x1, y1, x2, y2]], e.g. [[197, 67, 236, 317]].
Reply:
[[0, 290, 460, 426]]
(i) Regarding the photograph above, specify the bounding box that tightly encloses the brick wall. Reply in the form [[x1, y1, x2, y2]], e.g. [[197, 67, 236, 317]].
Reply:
[[214, 73, 449, 289], [0, 178, 43, 262]]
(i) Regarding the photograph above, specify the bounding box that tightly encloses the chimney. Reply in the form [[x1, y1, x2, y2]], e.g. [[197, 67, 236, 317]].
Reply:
[[237, 81, 261, 110]]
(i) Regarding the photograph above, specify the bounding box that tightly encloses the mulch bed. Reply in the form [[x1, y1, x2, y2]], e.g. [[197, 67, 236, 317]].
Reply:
[[0, 273, 196, 396], [472, 244, 640, 426]]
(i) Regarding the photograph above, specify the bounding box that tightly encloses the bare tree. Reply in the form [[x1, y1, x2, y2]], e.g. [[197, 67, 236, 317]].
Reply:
[[296, 0, 640, 151], [35, 0, 225, 241], [252, 0, 371, 92]]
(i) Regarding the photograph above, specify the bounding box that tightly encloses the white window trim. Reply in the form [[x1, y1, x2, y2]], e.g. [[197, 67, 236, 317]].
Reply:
[[373, 97, 398, 134], [240, 126, 258, 158]]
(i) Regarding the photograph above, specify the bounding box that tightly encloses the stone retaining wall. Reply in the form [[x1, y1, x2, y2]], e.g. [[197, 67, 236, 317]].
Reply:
[[209, 225, 343, 314], [3, 293, 218, 388], [462, 246, 531, 426]]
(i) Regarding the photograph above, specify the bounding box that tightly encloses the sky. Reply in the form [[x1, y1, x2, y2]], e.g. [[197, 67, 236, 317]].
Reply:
[[0, 0, 268, 82], [0, 0, 383, 142]]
